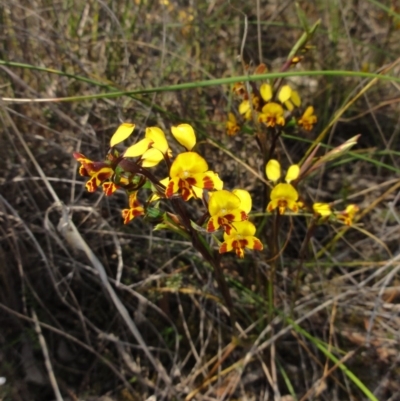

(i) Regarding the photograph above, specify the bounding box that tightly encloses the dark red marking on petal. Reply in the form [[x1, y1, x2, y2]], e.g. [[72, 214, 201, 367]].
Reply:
[[86, 177, 98, 192], [129, 198, 140, 209], [223, 213, 235, 222], [202, 175, 214, 190], [206, 219, 216, 232], [132, 208, 144, 217], [165, 181, 175, 198], [222, 224, 233, 235], [103, 182, 118, 196], [253, 239, 263, 251], [97, 170, 113, 182], [235, 247, 245, 258], [79, 166, 89, 176], [181, 187, 192, 201], [219, 243, 228, 254], [186, 177, 196, 186], [121, 209, 130, 224], [239, 239, 249, 248]]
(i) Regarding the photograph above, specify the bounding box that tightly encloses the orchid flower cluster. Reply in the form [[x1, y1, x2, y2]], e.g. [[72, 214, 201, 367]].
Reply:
[[226, 64, 317, 136], [74, 124, 361, 268], [264, 157, 360, 226], [74, 116, 360, 262], [74, 123, 263, 258], [223, 62, 359, 228]]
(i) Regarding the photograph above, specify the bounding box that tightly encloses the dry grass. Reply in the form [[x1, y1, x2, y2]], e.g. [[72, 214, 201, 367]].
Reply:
[[1, 1, 400, 400]]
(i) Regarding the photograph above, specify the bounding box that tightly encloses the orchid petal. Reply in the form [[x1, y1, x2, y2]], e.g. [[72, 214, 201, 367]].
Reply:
[[171, 124, 196, 151], [141, 148, 164, 167], [266, 159, 281, 182], [145, 127, 169, 154], [278, 85, 292, 103], [260, 83, 272, 101], [232, 189, 252, 213], [285, 164, 300, 183], [124, 138, 152, 158], [110, 123, 135, 147]]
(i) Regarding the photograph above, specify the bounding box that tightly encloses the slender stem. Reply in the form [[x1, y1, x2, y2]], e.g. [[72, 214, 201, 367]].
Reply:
[[268, 212, 280, 322], [171, 198, 237, 331], [291, 219, 316, 313]]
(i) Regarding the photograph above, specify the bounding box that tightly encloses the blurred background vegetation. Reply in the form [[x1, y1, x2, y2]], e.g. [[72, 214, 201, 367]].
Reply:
[[1, 0, 400, 400]]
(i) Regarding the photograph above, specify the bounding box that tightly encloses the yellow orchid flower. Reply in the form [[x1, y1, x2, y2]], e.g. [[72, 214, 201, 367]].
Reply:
[[206, 189, 251, 234], [336, 204, 359, 225], [298, 106, 317, 131], [266, 159, 300, 214], [226, 112, 240, 136], [258, 102, 285, 127], [165, 152, 223, 201], [267, 183, 299, 214], [232, 82, 246, 97], [73, 152, 114, 193], [219, 220, 263, 258], [121, 191, 145, 224]]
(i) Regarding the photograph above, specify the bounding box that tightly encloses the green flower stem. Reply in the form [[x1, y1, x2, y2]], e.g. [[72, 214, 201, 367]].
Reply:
[[170, 198, 236, 331], [291, 219, 317, 314]]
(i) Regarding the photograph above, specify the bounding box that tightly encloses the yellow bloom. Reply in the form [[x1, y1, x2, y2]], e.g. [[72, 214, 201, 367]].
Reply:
[[336, 204, 359, 225], [258, 102, 285, 127], [73, 152, 114, 193], [278, 85, 301, 111], [219, 220, 263, 258], [121, 192, 145, 224], [207, 189, 251, 234], [313, 202, 332, 217], [298, 106, 317, 131], [232, 82, 246, 97], [226, 112, 240, 136], [165, 152, 223, 201], [266, 159, 300, 214], [267, 183, 299, 214]]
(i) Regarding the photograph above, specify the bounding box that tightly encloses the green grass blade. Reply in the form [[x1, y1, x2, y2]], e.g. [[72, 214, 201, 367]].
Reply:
[[288, 318, 379, 401]]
